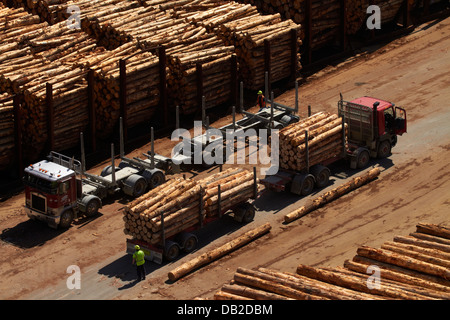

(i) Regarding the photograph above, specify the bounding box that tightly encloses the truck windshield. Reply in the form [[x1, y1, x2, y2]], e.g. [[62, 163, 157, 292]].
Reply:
[[23, 173, 58, 195]]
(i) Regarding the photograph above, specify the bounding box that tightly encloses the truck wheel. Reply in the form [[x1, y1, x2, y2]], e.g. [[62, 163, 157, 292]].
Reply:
[[85, 198, 101, 217], [164, 241, 180, 261], [150, 171, 165, 189], [377, 140, 391, 158], [179, 233, 198, 253], [357, 150, 370, 169], [123, 174, 148, 197], [301, 175, 315, 196], [242, 203, 256, 223], [59, 209, 74, 228], [100, 165, 119, 177], [233, 203, 255, 223], [311, 165, 330, 188]]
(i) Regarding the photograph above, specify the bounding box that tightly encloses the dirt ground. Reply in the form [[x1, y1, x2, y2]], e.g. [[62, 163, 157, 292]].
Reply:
[[0, 16, 449, 300]]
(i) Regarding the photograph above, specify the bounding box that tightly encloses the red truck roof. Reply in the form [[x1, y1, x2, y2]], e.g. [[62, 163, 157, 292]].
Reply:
[[350, 96, 393, 111]]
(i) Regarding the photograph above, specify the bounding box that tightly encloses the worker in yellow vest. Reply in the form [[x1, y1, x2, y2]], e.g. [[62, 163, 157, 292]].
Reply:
[[256, 90, 266, 112], [132, 245, 146, 281]]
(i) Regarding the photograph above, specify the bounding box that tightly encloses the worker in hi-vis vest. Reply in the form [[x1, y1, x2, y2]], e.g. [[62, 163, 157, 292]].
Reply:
[[256, 90, 266, 111], [132, 245, 146, 281]]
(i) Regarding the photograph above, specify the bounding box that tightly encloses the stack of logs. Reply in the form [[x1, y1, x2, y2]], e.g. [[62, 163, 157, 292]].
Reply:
[[0, 2, 161, 162], [123, 168, 257, 245], [0, 5, 91, 157], [238, 0, 413, 49], [82, 41, 160, 136], [177, 0, 302, 90], [278, 111, 347, 171], [214, 222, 450, 300], [0, 93, 14, 170], [81, 1, 238, 115]]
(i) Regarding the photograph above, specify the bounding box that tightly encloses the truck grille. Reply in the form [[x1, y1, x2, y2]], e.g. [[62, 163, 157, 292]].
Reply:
[[31, 194, 46, 213]]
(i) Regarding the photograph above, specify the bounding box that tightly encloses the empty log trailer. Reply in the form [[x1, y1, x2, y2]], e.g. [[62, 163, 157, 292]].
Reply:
[[172, 81, 300, 168], [125, 168, 259, 264], [261, 95, 407, 196]]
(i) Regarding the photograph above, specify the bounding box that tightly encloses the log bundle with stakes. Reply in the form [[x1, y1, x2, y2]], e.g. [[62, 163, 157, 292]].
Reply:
[[123, 168, 258, 245], [214, 223, 450, 300], [0, 3, 161, 164], [0, 93, 14, 170], [0, 6, 92, 157], [278, 111, 347, 172], [175, 0, 302, 90]]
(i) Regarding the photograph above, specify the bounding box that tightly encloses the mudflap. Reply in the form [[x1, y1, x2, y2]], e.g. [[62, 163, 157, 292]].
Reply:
[[126, 238, 163, 265]]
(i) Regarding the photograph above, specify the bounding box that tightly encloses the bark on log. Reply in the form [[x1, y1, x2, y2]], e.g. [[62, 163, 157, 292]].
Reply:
[[344, 259, 450, 296], [352, 255, 450, 288], [284, 167, 381, 223], [393, 235, 450, 253], [167, 223, 271, 281], [296, 263, 434, 299], [356, 246, 450, 280], [416, 223, 450, 240]]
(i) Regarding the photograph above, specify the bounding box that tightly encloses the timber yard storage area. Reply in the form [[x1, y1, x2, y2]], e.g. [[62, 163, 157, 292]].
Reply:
[[0, 0, 449, 303]]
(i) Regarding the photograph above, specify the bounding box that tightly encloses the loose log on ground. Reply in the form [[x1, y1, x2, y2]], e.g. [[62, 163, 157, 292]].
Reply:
[[284, 167, 381, 223], [167, 223, 271, 282]]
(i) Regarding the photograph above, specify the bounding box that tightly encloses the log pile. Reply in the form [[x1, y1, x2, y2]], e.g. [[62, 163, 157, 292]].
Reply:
[[0, 3, 160, 159], [123, 168, 257, 244], [278, 112, 347, 171], [0, 6, 91, 156], [214, 223, 450, 300], [83, 41, 160, 136], [177, 0, 302, 90], [0, 93, 15, 170]]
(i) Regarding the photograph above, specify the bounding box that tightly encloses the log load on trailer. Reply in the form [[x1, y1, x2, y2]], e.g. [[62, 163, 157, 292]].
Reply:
[[124, 168, 259, 264], [261, 95, 407, 196], [23, 123, 168, 229]]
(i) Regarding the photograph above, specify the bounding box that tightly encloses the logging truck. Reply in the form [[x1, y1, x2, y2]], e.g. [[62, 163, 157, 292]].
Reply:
[[126, 169, 259, 264], [23, 121, 168, 229], [261, 95, 407, 196]]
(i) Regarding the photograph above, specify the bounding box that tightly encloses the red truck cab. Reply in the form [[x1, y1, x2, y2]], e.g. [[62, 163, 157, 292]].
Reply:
[[350, 96, 407, 137], [23, 160, 78, 228]]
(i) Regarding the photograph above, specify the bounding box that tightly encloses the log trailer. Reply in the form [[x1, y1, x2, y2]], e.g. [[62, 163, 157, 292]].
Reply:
[[172, 80, 300, 167], [261, 95, 407, 196], [126, 169, 259, 264], [23, 120, 169, 229]]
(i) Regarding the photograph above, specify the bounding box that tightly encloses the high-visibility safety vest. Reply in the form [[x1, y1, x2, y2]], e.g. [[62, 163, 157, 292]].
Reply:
[[133, 250, 145, 266]]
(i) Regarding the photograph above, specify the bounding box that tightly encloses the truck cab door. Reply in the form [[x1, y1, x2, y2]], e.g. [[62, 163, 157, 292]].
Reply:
[[394, 107, 407, 135]]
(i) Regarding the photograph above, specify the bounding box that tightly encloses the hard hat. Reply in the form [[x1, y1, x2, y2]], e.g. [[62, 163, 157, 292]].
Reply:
[[135, 245, 140, 250], [257, 90, 263, 95]]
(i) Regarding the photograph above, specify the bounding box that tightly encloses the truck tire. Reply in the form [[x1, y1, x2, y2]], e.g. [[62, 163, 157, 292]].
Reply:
[[300, 175, 315, 196], [59, 209, 74, 228], [357, 150, 370, 169], [179, 233, 198, 253], [100, 165, 119, 177], [123, 174, 148, 197], [242, 203, 256, 223], [311, 165, 330, 188], [377, 140, 391, 158], [164, 241, 180, 261], [233, 203, 256, 223], [83, 196, 101, 217], [150, 171, 165, 189]]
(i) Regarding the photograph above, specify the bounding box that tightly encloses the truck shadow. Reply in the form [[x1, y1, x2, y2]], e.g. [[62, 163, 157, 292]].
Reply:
[[96, 215, 246, 288], [0, 211, 106, 248], [0, 219, 66, 248]]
